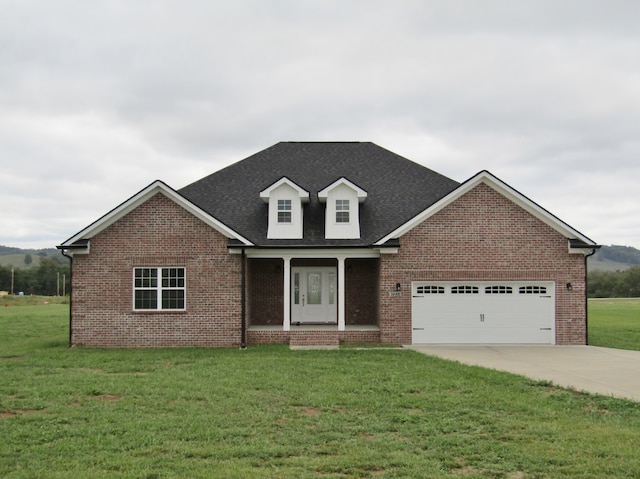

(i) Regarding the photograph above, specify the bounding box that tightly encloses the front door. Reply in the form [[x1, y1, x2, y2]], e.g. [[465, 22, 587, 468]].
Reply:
[[291, 267, 337, 324]]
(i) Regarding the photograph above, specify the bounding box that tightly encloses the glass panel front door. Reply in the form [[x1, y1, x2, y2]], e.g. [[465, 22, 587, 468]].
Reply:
[[291, 267, 337, 324], [307, 273, 322, 305]]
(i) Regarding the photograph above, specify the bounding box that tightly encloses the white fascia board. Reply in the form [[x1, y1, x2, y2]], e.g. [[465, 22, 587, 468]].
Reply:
[[60, 180, 253, 247], [318, 177, 368, 203], [243, 248, 380, 259], [375, 170, 597, 246], [259, 177, 310, 203]]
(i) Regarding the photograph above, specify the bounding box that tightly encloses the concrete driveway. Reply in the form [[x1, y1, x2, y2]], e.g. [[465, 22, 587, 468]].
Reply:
[[407, 345, 640, 402]]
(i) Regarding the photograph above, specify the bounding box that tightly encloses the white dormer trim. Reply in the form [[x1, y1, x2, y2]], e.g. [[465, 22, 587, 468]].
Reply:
[[260, 177, 310, 202], [318, 177, 367, 240], [374, 170, 597, 248], [318, 177, 368, 203], [59, 180, 254, 248], [260, 177, 309, 239]]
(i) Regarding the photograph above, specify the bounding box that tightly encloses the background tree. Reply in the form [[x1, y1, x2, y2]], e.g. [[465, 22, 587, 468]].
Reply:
[[588, 266, 640, 298], [2, 259, 70, 296]]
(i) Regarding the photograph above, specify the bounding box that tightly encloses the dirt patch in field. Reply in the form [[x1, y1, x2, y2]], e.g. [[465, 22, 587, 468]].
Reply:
[[77, 367, 105, 374], [0, 409, 41, 419], [295, 406, 322, 416], [92, 394, 122, 402]]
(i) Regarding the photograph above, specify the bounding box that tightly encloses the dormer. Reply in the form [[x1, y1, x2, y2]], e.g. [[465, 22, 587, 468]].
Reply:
[[318, 177, 367, 239], [260, 177, 309, 239]]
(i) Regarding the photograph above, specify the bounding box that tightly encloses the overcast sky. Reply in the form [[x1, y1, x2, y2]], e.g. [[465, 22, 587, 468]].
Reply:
[[1, 1, 639, 249]]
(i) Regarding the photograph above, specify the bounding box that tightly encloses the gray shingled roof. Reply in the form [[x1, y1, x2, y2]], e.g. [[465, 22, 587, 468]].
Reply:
[[179, 142, 459, 247]]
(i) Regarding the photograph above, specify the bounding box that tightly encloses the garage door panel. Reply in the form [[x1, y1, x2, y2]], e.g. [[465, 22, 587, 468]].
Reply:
[[412, 282, 555, 344]]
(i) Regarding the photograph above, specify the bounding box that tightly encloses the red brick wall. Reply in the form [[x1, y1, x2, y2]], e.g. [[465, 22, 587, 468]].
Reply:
[[71, 183, 587, 348], [379, 183, 587, 345], [248, 259, 283, 326], [345, 259, 379, 326], [70, 193, 242, 348]]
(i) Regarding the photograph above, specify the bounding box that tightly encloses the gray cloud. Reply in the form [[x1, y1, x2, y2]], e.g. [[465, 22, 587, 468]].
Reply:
[[1, 0, 639, 248]]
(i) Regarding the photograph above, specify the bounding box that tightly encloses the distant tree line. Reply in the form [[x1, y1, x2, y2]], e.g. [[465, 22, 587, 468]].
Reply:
[[588, 266, 640, 298], [0, 257, 70, 296]]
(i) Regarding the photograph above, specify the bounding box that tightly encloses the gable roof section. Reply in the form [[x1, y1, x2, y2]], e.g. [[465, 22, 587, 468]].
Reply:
[[317, 177, 368, 203], [59, 180, 253, 248], [179, 142, 459, 247], [375, 170, 597, 246], [259, 177, 310, 203]]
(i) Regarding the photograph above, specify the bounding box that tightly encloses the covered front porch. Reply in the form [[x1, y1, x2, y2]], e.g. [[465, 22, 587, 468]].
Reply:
[[244, 249, 381, 346]]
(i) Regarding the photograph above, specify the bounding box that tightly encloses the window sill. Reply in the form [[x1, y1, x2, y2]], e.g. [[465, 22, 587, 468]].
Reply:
[[132, 309, 187, 314]]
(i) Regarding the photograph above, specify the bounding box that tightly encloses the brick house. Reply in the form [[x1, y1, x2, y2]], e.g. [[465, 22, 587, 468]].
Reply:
[[58, 142, 599, 348]]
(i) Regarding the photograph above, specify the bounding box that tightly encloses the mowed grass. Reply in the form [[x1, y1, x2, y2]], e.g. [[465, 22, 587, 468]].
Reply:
[[2, 302, 640, 478], [588, 298, 640, 350]]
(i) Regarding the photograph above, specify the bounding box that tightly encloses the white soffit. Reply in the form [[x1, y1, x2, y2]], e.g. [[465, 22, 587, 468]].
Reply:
[[375, 170, 596, 246], [60, 180, 253, 247]]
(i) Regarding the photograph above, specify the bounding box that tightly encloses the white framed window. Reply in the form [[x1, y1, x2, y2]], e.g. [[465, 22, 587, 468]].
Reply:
[[416, 285, 445, 294], [277, 199, 292, 223], [336, 199, 350, 223], [134, 267, 185, 310], [519, 285, 547, 295], [485, 285, 513, 294], [451, 285, 479, 294]]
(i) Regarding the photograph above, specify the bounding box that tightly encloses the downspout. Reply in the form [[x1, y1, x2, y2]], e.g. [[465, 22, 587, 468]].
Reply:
[[240, 248, 247, 349], [584, 248, 598, 345], [60, 249, 73, 348]]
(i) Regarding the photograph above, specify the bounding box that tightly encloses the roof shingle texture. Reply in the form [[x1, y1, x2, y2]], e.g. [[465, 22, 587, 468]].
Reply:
[[179, 142, 459, 247]]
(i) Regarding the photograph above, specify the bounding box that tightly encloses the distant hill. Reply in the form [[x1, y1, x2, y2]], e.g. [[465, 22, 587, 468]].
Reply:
[[588, 245, 640, 272], [0, 245, 59, 256], [0, 245, 67, 269]]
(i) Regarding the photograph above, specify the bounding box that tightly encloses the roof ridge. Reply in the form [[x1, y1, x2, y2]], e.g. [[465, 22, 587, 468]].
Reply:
[[279, 141, 367, 144]]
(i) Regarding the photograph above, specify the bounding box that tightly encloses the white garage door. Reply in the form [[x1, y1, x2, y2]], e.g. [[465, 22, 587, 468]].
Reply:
[[412, 282, 555, 344]]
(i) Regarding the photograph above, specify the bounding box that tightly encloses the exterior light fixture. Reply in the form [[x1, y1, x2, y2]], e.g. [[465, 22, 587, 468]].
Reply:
[[396, 283, 401, 291], [566, 282, 573, 291]]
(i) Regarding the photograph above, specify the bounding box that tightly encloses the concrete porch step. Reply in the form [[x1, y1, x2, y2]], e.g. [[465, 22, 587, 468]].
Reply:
[[289, 330, 340, 350]]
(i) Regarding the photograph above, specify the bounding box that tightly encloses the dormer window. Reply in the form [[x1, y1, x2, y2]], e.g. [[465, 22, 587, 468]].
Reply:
[[318, 177, 367, 239], [278, 199, 292, 223], [260, 177, 309, 239], [336, 200, 350, 223]]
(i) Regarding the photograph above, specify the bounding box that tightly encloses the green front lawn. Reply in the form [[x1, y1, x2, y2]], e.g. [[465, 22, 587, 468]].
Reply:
[[588, 298, 640, 350], [2, 302, 640, 478]]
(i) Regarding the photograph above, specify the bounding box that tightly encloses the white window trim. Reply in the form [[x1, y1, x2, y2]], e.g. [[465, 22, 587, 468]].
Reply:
[[277, 199, 292, 224], [133, 267, 186, 311], [335, 199, 350, 224]]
